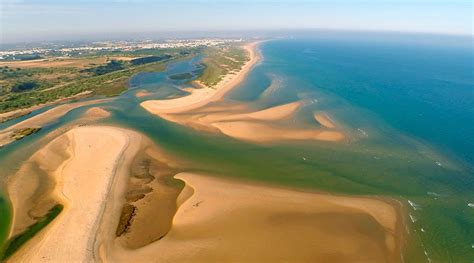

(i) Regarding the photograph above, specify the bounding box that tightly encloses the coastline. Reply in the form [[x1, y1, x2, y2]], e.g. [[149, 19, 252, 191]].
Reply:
[[0, 98, 110, 148], [0, 91, 94, 124], [140, 42, 346, 143], [6, 126, 141, 262], [140, 41, 260, 114], [5, 125, 404, 262]]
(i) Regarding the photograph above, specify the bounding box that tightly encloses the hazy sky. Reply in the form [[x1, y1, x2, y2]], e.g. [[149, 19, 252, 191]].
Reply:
[[1, 0, 472, 43]]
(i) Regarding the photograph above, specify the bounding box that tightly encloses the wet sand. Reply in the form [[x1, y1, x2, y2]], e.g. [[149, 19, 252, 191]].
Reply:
[[0, 98, 108, 147], [101, 172, 403, 263], [141, 42, 345, 143], [135, 90, 152, 98], [314, 112, 336, 128], [6, 125, 403, 262], [0, 91, 94, 123]]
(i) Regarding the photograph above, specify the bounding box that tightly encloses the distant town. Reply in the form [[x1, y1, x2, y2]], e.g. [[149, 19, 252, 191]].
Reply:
[[0, 38, 244, 61]]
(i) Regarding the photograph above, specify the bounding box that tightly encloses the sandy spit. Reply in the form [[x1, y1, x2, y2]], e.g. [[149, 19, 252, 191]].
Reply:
[[7, 126, 142, 262], [0, 98, 109, 148], [140, 42, 260, 114]]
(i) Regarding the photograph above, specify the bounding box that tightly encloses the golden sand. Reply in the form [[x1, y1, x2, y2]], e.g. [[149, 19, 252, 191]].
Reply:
[[140, 43, 346, 143], [7, 126, 402, 262], [140, 42, 260, 114], [82, 107, 111, 119], [314, 112, 337, 128], [101, 172, 403, 263], [212, 121, 344, 142], [7, 126, 140, 262]]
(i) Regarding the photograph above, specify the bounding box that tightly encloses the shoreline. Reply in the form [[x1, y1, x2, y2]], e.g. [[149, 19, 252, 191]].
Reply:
[[0, 98, 110, 148], [141, 41, 260, 114], [4, 125, 404, 262], [102, 171, 404, 262], [0, 91, 94, 124], [6, 126, 141, 262], [140, 42, 346, 143]]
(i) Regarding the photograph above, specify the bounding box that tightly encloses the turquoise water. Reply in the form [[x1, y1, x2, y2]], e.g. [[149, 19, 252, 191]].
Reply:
[[0, 33, 473, 261]]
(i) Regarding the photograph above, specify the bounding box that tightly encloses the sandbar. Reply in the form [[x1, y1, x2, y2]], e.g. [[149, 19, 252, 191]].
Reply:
[[314, 112, 336, 128], [101, 173, 403, 263]]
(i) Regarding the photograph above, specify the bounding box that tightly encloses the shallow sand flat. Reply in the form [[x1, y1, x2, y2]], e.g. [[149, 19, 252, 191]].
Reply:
[[102, 173, 402, 263], [212, 121, 345, 142], [7, 126, 141, 263], [83, 107, 111, 119], [140, 42, 347, 144], [195, 101, 302, 124], [0, 98, 108, 147], [0, 91, 93, 123], [314, 112, 336, 128], [135, 90, 152, 97]]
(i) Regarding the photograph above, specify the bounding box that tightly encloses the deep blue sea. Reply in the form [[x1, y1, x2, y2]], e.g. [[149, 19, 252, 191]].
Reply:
[[238, 34, 474, 167]]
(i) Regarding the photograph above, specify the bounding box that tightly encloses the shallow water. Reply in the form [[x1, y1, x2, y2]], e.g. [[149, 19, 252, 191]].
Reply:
[[0, 33, 473, 262]]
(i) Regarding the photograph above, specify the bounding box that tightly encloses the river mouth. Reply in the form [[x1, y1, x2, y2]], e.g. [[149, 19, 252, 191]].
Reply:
[[0, 36, 473, 262]]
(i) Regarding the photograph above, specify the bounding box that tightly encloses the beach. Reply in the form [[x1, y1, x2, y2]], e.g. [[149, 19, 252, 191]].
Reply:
[[6, 125, 403, 262], [140, 42, 346, 143], [141, 42, 261, 114], [7, 126, 142, 262]]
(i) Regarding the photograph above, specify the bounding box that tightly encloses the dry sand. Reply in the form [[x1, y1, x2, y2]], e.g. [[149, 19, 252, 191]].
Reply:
[[140, 43, 346, 143], [140, 42, 260, 115], [7, 126, 402, 262], [101, 173, 403, 263], [7, 126, 142, 262]]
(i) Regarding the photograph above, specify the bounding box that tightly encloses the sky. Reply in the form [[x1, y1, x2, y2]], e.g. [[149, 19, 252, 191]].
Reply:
[[1, 0, 472, 43]]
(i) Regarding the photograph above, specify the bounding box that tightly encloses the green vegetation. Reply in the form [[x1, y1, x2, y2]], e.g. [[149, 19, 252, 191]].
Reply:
[[0, 197, 10, 252], [130, 55, 172, 66], [83, 60, 124, 76], [197, 44, 248, 88], [11, 127, 41, 141], [11, 81, 39, 92], [0, 54, 42, 61], [0, 204, 63, 261], [0, 48, 199, 113]]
